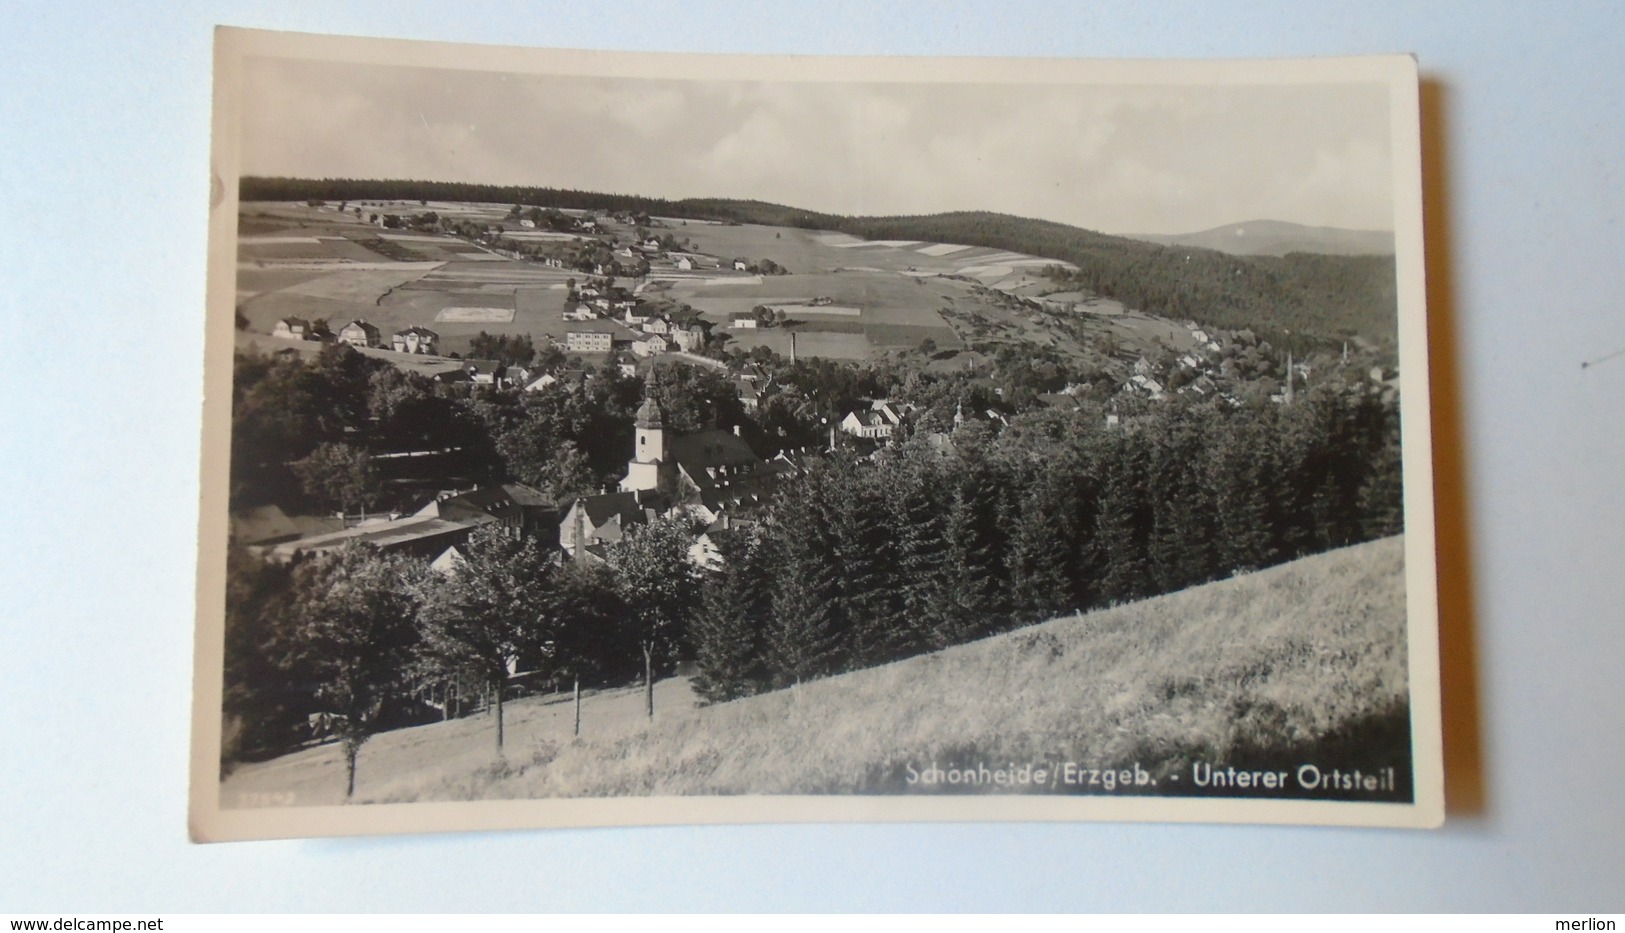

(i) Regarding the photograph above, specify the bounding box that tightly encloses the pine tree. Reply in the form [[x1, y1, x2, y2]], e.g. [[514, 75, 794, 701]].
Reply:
[[828, 464, 905, 668], [886, 456, 950, 654], [691, 528, 771, 702], [1146, 411, 1217, 592], [1007, 468, 1079, 622], [1209, 418, 1277, 575], [764, 480, 847, 686], [1095, 435, 1155, 603]]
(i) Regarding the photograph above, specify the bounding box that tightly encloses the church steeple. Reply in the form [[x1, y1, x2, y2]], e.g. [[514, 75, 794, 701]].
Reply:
[[635, 369, 664, 429], [621, 369, 666, 493]]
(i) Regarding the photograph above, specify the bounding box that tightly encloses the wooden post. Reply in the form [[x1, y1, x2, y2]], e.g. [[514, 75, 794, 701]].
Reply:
[[573, 676, 581, 737], [494, 679, 505, 754], [643, 642, 654, 719]]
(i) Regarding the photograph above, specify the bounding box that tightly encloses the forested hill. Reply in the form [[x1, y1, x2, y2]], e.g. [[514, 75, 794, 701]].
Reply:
[[789, 210, 1399, 348], [240, 178, 1398, 346], [1128, 220, 1396, 258]]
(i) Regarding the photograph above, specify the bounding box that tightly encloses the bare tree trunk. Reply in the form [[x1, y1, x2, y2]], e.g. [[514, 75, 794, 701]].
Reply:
[[344, 739, 359, 799], [643, 642, 654, 719], [573, 676, 581, 737]]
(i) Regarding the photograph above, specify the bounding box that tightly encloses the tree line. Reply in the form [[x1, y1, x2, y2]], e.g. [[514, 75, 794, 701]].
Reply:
[[689, 385, 1403, 702], [225, 515, 701, 797], [230, 345, 751, 516]]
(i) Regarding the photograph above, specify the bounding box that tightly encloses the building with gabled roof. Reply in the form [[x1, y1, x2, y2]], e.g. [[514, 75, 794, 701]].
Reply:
[[338, 319, 381, 348], [559, 490, 664, 556], [259, 514, 490, 564], [392, 326, 439, 355], [840, 408, 893, 439], [615, 371, 780, 516], [414, 482, 556, 541], [272, 317, 312, 340], [668, 427, 781, 516]]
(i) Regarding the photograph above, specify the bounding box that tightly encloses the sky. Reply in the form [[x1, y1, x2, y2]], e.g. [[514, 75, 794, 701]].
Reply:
[[238, 55, 1396, 236]]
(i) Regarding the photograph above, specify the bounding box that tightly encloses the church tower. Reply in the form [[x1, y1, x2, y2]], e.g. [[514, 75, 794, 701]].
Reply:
[[620, 370, 665, 493]]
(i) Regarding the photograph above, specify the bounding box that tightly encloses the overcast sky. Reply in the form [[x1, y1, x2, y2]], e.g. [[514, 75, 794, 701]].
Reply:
[[239, 56, 1395, 236]]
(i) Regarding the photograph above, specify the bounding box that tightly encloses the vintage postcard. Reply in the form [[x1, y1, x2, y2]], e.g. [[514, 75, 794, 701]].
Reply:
[[191, 27, 1441, 841]]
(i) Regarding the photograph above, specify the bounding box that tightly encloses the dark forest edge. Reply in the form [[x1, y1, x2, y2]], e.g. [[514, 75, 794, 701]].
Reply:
[[240, 176, 1399, 349]]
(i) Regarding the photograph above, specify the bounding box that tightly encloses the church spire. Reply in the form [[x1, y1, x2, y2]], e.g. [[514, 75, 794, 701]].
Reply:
[[636, 369, 663, 429]]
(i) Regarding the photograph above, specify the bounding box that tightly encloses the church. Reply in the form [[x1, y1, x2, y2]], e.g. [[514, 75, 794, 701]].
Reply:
[[618, 371, 793, 521]]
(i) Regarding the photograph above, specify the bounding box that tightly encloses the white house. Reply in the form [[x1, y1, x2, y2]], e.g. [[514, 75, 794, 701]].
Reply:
[[391, 326, 439, 355], [1127, 373, 1166, 400], [630, 334, 669, 358], [675, 256, 694, 271], [462, 359, 507, 387], [840, 409, 894, 439], [272, 317, 311, 340], [338, 319, 381, 348], [672, 325, 706, 353]]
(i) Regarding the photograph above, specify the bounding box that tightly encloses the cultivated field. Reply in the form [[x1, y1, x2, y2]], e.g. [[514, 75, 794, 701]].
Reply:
[[233, 200, 1213, 368], [220, 536, 1410, 804]]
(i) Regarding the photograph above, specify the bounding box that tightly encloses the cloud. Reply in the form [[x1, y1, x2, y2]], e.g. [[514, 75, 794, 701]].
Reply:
[[236, 57, 1395, 234]]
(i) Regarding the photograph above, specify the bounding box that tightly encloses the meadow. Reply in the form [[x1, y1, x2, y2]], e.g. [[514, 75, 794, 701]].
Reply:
[[219, 536, 1410, 804]]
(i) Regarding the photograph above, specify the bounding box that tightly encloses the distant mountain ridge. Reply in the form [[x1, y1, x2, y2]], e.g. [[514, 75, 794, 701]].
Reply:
[[1127, 220, 1394, 257]]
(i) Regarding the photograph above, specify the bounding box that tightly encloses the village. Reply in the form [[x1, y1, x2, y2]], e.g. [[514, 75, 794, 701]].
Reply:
[[241, 214, 1403, 583], [223, 192, 1406, 803]]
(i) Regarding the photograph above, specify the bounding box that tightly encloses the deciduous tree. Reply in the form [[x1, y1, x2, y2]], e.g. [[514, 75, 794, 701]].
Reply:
[[277, 544, 423, 798], [417, 525, 555, 753], [607, 514, 702, 717]]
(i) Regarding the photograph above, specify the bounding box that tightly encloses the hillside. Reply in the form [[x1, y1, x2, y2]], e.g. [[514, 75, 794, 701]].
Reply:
[[331, 535, 1410, 804], [239, 178, 1400, 346], [1128, 220, 1395, 257]]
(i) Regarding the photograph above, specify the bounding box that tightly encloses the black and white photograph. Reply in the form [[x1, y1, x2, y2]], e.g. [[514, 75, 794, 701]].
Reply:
[[191, 28, 1440, 840]]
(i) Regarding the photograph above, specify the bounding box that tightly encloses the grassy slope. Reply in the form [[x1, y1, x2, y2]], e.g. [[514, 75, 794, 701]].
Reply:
[[370, 535, 1410, 803]]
